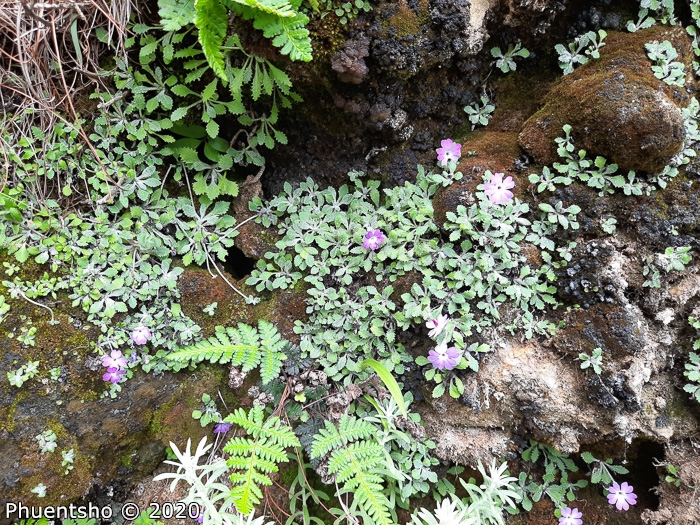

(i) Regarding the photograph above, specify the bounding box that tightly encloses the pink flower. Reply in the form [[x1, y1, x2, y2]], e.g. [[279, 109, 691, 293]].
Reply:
[[101, 350, 127, 369], [362, 230, 386, 251], [483, 172, 515, 205], [426, 314, 449, 338], [559, 507, 583, 525], [131, 325, 152, 345], [436, 139, 462, 167], [103, 367, 126, 384], [606, 481, 637, 511], [427, 342, 461, 370]]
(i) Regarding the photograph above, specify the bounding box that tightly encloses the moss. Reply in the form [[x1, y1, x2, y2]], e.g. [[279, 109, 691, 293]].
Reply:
[[0, 390, 29, 433], [387, 0, 422, 39], [520, 26, 694, 172], [148, 365, 232, 447]]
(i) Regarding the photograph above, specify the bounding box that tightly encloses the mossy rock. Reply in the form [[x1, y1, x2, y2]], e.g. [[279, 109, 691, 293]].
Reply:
[[519, 25, 695, 174]]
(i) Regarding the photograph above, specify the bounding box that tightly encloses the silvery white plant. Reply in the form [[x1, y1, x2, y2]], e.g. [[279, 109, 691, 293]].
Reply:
[[154, 437, 273, 525], [410, 460, 521, 525]]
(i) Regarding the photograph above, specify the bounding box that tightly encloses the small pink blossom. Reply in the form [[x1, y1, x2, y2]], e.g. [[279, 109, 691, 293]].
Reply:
[[103, 367, 126, 384], [483, 172, 515, 205], [436, 139, 462, 167], [606, 481, 637, 511], [427, 342, 461, 370], [102, 350, 127, 369], [559, 507, 583, 525], [426, 314, 449, 338], [362, 230, 386, 251], [131, 325, 152, 345]]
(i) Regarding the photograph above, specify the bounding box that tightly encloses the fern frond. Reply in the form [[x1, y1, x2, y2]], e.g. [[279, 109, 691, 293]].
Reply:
[[159, 0, 196, 30], [223, 0, 296, 17], [195, 0, 229, 81], [350, 482, 395, 525], [165, 321, 286, 384], [310, 415, 377, 459], [223, 406, 301, 514], [328, 440, 384, 484], [228, 1, 312, 62], [254, 12, 312, 62], [310, 417, 396, 525]]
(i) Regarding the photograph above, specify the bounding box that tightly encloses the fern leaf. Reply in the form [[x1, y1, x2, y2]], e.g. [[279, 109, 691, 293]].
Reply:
[[165, 327, 256, 364], [310, 415, 377, 459], [351, 482, 395, 525], [223, 406, 300, 514], [328, 440, 384, 484], [159, 0, 196, 30], [311, 418, 396, 525], [223, 0, 296, 17], [194, 0, 228, 81], [253, 12, 312, 62], [165, 322, 285, 384]]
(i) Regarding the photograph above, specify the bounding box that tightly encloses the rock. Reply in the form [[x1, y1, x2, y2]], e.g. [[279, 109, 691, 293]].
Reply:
[[519, 26, 694, 174], [331, 37, 370, 84]]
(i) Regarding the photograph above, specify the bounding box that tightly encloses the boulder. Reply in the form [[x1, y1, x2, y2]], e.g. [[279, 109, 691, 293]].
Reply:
[[519, 26, 695, 174]]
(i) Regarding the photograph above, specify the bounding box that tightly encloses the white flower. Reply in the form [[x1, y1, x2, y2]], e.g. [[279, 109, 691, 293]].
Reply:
[[426, 314, 449, 338]]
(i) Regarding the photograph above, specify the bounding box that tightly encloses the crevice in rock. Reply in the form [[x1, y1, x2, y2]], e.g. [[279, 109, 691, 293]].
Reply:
[[628, 438, 664, 511], [222, 245, 257, 280]]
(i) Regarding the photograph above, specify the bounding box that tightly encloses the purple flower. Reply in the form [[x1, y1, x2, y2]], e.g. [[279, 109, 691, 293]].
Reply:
[[436, 139, 462, 167], [427, 342, 461, 370], [196, 511, 204, 524], [131, 325, 152, 345], [213, 422, 233, 434], [362, 230, 386, 251], [559, 507, 583, 525], [483, 172, 515, 205], [426, 314, 449, 338], [101, 350, 127, 369], [607, 481, 637, 511], [103, 367, 126, 384]]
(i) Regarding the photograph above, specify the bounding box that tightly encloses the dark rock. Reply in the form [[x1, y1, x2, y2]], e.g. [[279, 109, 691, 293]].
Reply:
[[331, 37, 370, 84]]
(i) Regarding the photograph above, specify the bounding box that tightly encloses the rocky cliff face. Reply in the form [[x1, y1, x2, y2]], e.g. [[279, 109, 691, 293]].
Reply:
[[2, 1, 700, 524]]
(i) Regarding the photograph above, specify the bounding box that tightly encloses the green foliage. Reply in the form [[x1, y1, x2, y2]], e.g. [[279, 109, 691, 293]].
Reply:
[[154, 437, 275, 524], [227, 0, 313, 61], [165, 320, 287, 384], [192, 393, 222, 426], [247, 163, 572, 389], [645, 40, 686, 86], [464, 95, 495, 130], [555, 30, 607, 75], [683, 335, 700, 401], [663, 463, 682, 487], [518, 441, 588, 512], [491, 42, 530, 73], [321, 0, 372, 25], [359, 358, 407, 417], [311, 415, 397, 525], [7, 360, 40, 388], [528, 122, 698, 197], [641, 0, 676, 25], [643, 247, 692, 288], [357, 392, 441, 505], [627, 8, 656, 32], [223, 405, 301, 513], [580, 452, 629, 486], [195, 0, 229, 80], [578, 347, 603, 374]]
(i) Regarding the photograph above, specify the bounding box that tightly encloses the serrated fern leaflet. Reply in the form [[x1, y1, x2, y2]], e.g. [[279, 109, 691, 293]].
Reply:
[[194, 0, 228, 81], [310, 416, 396, 525], [165, 319, 286, 384], [223, 406, 300, 513]]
